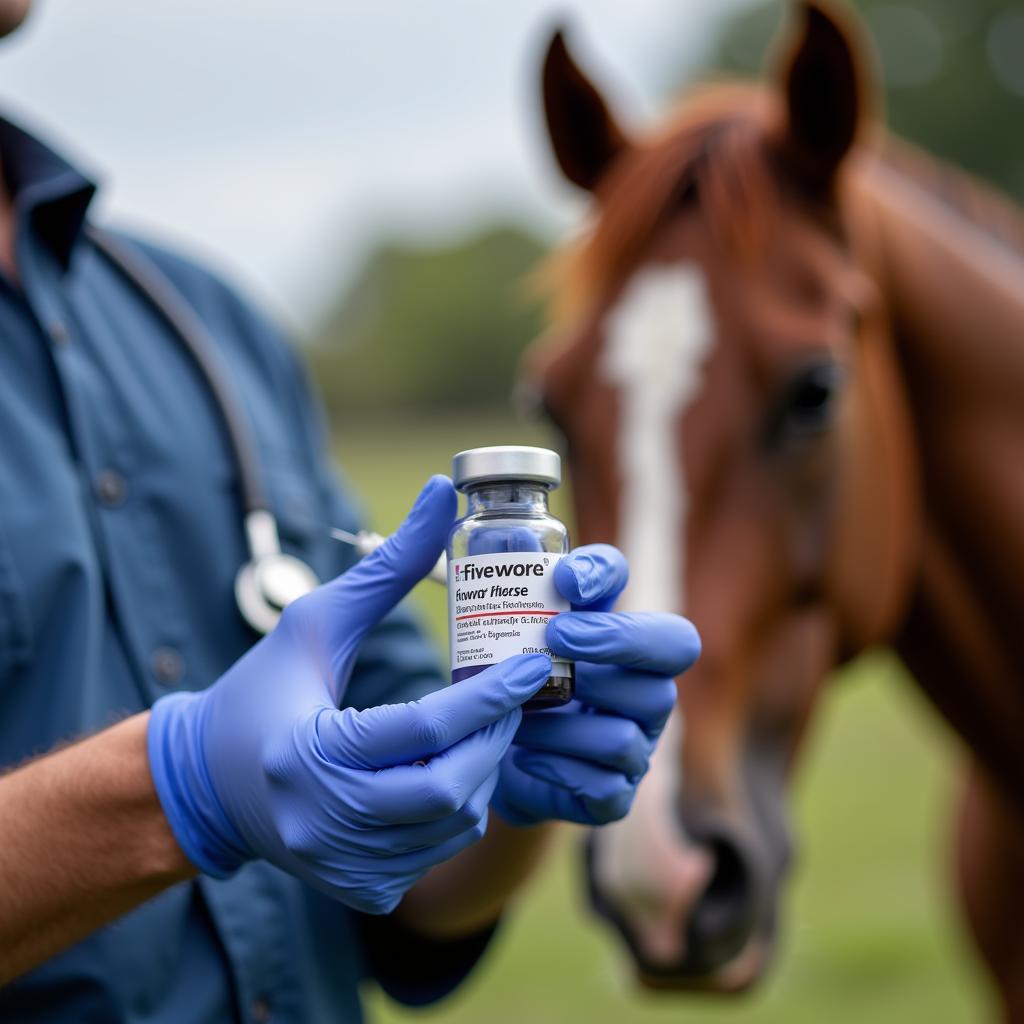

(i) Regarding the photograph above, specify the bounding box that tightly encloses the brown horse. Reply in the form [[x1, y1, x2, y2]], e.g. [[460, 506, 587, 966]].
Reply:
[[524, 1, 1024, 1016]]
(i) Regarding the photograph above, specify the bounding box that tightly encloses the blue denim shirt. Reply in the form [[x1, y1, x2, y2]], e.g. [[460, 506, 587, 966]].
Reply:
[[0, 116, 492, 1023]]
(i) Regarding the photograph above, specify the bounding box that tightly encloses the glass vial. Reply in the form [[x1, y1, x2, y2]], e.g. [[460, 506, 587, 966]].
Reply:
[[447, 446, 575, 710]]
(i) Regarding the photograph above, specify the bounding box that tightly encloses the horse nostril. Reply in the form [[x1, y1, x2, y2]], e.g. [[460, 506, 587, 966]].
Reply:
[[686, 830, 762, 972]]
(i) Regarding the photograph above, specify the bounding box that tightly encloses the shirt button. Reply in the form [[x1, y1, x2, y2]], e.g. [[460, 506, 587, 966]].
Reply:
[[151, 646, 184, 685], [49, 319, 71, 346], [251, 998, 272, 1023], [95, 469, 127, 506]]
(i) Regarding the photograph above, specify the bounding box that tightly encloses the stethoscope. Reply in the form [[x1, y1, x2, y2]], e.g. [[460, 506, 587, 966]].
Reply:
[[88, 228, 322, 635]]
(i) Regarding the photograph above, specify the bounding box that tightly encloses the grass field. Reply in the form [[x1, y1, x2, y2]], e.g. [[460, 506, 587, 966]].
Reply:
[[334, 413, 991, 1024]]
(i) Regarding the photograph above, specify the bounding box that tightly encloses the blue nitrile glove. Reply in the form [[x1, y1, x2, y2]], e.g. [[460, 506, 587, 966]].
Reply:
[[148, 476, 552, 915], [491, 544, 700, 827]]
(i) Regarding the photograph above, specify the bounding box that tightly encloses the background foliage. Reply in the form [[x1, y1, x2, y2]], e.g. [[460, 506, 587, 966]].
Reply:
[[308, 225, 546, 418], [306, 1, 1024, 421], [711, 0, 1024, 203]]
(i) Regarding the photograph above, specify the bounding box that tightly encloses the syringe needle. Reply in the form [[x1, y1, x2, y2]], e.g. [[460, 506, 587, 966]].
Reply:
[[329, 527, 361, 545], [328, 526, 448, 586]]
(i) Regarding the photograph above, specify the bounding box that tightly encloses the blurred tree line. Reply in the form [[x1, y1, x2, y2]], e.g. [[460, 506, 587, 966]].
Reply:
[[308, 0, 1024, 419], [712, 0, 1024, 202], [308, 225, 547, 420]]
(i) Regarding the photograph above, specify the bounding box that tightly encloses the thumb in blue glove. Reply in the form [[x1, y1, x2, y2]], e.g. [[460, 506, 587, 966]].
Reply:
[[148, 476, 552, 914]]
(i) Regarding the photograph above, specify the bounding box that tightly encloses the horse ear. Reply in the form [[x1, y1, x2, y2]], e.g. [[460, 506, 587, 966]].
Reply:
[[774, 1, 867, 194], [542, 29, 629, 193]]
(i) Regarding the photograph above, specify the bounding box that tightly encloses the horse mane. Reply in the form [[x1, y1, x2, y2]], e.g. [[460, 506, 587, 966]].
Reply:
[[877, 137, 1024, 261], [542, 80, 1024, 326], [543, 83, 781, 327]]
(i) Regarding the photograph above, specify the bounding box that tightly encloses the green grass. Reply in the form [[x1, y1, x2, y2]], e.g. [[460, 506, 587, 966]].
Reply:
[[334, 413, 991, 1024]]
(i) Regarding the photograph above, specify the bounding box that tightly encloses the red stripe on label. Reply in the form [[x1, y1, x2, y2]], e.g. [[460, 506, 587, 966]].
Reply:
[[455, 611, 562, 621]]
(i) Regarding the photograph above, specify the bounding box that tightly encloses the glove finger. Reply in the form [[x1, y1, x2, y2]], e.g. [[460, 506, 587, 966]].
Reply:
[[554, 545, 629, 611], [513, 751, 635, 824], [318, 475, 456, 640], [321, 654, 550, 768], [513, 709, 652, 779], [299, 864, 429, 916], [491, 756, 593, 827], [352, 811, 491, 875], [309, 807, 489, 909], [546, 611, 701, 676], [342, 770, 499, 855], [364, 712, 522, 824], [573, 663, 678, 736]]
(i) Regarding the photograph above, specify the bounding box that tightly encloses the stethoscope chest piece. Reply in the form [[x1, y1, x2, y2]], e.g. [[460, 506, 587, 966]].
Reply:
[[235, 509, 320, 634], [235, 550, 321, 635]]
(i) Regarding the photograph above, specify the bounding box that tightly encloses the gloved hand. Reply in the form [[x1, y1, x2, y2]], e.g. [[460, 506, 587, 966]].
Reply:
[[491, 544, 700, 827], [148, 476, 551, 915]]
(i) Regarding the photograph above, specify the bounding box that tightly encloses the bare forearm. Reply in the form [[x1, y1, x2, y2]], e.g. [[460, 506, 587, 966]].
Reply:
[[397, 817, 558, 938], [0, 713, 195, 986]]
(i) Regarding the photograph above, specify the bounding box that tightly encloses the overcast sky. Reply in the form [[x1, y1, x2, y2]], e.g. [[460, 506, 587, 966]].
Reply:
[[0, 0, 747, 334]]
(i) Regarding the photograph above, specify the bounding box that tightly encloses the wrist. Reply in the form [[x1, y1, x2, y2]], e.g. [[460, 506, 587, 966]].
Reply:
[[72, 712, 197, 884], [147, 691, 250, 878], [115, 714, 196, 883], [0, 712, 196, 984]]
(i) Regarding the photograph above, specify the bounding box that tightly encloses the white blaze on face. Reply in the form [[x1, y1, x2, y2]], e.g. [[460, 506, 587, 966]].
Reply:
[[600, 263, 713, 614], [593, 262, 716, 968]]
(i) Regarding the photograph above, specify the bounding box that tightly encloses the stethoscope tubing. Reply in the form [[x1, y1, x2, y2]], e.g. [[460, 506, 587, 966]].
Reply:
[[86, 226, 319, 634]]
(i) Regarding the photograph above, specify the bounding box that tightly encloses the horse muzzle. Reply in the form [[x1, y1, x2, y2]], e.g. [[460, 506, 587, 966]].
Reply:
[[584, 815, 781, 992]]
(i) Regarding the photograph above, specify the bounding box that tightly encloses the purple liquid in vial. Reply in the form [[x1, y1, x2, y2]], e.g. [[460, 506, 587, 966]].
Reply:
[[447, 448, 574, 711]]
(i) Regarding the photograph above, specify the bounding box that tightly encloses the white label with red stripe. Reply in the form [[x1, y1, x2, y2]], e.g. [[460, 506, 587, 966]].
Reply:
[[448, 551, 569, 675]]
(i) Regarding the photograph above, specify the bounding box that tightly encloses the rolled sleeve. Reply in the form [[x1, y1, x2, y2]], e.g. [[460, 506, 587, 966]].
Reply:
[[358, 913, 501, 1008]]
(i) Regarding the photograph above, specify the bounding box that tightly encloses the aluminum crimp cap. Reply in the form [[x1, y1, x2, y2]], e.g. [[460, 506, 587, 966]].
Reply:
[[452, 445, 561, 491]]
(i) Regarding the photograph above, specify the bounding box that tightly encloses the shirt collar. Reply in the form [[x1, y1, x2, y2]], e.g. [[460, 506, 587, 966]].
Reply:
[[0, 115, 98, 271]]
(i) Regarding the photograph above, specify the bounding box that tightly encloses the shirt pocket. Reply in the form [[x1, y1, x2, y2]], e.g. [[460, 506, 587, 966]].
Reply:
[[0, 521, 32, 679]]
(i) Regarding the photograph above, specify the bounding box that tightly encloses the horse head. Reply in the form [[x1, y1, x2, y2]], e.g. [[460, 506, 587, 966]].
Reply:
[[524, 0, 921, 990]]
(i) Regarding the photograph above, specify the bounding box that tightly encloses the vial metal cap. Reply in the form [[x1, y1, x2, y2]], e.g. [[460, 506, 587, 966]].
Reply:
[[452, 445, 561, 491]]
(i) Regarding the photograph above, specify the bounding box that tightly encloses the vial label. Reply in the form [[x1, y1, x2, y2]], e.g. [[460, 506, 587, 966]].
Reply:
[[448, 552, 570, 682]]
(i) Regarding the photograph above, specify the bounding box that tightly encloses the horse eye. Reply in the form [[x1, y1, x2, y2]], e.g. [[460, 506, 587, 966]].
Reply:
[[769, 362, 845, 444]]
